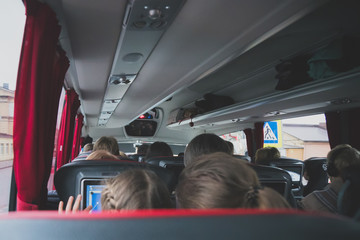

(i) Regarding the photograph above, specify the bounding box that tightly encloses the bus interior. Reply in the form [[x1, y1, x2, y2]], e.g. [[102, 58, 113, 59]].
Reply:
[[1, 0, 360, 239]]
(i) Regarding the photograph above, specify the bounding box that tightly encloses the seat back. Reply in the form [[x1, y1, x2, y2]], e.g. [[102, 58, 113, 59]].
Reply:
[[303, 157, 328, 196], [145, 156, 184, 166], [249, 164, 293, 205], [262, 157, 304, 195], [159, 160, 185, 181], [1, 210, 359, 240], [54, 160, 177, 205]]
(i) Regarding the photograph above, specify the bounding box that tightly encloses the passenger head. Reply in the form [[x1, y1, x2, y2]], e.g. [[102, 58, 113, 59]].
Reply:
[[145, 141, 173, 159], [136, 144, 149, 155], [243, 186, 290, 210], [255, 147, 280, 165], [81, 135, 93, 148], [101, 168, 172, 210], [225, 141, 234, 154], [93, 136, 119, 156], [326, 144, 360, 178], [86, 150, 118, 160], [176, 152, 260, 209], [184, 133, 232, 166], [83, 143, 93, 152]]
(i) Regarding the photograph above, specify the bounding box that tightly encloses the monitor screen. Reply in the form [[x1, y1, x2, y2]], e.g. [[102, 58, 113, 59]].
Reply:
[[81, 179, 106, 211], [280, 166, 302, 184], [125, 120, 157, 137]]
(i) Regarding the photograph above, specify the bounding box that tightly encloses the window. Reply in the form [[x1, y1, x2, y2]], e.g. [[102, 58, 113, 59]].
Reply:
[[221, 131, 248, 155], [0, 0, 26, 213], [0, 144, 4, 155]]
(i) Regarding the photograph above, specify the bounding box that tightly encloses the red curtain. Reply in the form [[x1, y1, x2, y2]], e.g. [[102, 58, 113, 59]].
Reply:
[[244, 122, 264, 161], [13, 0, 68, 210], [325, 108, 360, 150], [71, 113, 84, 160], [56, 89, 80, 170]]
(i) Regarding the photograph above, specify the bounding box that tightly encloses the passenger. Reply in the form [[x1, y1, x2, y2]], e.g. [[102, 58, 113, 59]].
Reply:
[[73, 143, 93, 161], [59, 168, 172, 212], [184, 133, 232, 166], [101, 169, 172, 210], [339, 166, 360, 218], [301, 144, 360, 215], [145, 141, 173, 159], [136, 144, 149, 155], [254, 147, 280, 165], [225, 140, 234, 154], [243, 186, 291, 209], [83, 143, 93, 152], [93, 136, 120, 156], [176, 152, 260, 208], [86, 150, 118, 160], [302, 158, 329, 196], [119, 151, 128, 159], [81, 135, 93, 152]]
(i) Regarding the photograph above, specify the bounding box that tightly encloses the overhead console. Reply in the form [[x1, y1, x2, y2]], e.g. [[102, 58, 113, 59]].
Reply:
[[124, 108, 161, 137]]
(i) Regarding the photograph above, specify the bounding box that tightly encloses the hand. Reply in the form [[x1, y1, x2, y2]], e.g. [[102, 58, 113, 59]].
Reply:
[[58, 194, 92, 213]]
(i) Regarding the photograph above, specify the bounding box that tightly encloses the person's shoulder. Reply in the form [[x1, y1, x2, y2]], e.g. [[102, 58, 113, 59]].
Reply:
[[301, 190, 324, 211]]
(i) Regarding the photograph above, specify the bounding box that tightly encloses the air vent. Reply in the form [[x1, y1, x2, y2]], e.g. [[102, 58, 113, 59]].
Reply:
[[109, 74, 136, 85]]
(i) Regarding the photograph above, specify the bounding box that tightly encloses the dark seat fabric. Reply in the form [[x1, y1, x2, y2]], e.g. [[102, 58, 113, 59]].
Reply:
[[303, 157, 329, 197], [249, 164, 296, 207], [259, 157, 304, 196], [0, 209, 359, 240], [159, 160, 185, 181], [54, 160, 177, 203], [145, 156, 184, 166], [128, 154, 146, 162]]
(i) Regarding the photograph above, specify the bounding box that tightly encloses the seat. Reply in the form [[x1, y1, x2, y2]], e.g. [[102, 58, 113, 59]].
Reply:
[[54, 160, 177, 204], [260, 157, 304, 196], [233, 154, 251, 162], [303, 157, 328, 196], [145, 156, 184, 166], [249, 164, 295, 207], [128, 154, 145, 162], [1, 209, 359, 240], [159, 160, 185, 181]]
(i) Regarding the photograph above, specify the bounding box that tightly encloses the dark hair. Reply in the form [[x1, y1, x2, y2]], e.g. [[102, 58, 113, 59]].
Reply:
[[225, 141, 234, 154], [101, 169, 172, 210], [81, 136, 93, 148], [184, 133, 231, 166], [145, 142, 173, 159], [137, 144, 149, 155], [176, 152, 260, 209], [93, 136, 119, 156]]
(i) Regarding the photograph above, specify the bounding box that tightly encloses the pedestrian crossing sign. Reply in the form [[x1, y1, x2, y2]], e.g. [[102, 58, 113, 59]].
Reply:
[[263, 120, 282, 148]]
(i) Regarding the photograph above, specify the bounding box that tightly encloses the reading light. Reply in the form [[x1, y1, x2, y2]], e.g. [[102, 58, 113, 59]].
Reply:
[[148, 9, 162, 20]]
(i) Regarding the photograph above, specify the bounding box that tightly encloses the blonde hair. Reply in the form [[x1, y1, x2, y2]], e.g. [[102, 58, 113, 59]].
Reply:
[[255, 147, 280, 165], [101, 169, 172, 210], [243, 186, 291, 209], [83, 143, 93, 152], [86, 150, 118, 160], [93, 136, 119, 156], [176, 152, 260, 209]]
